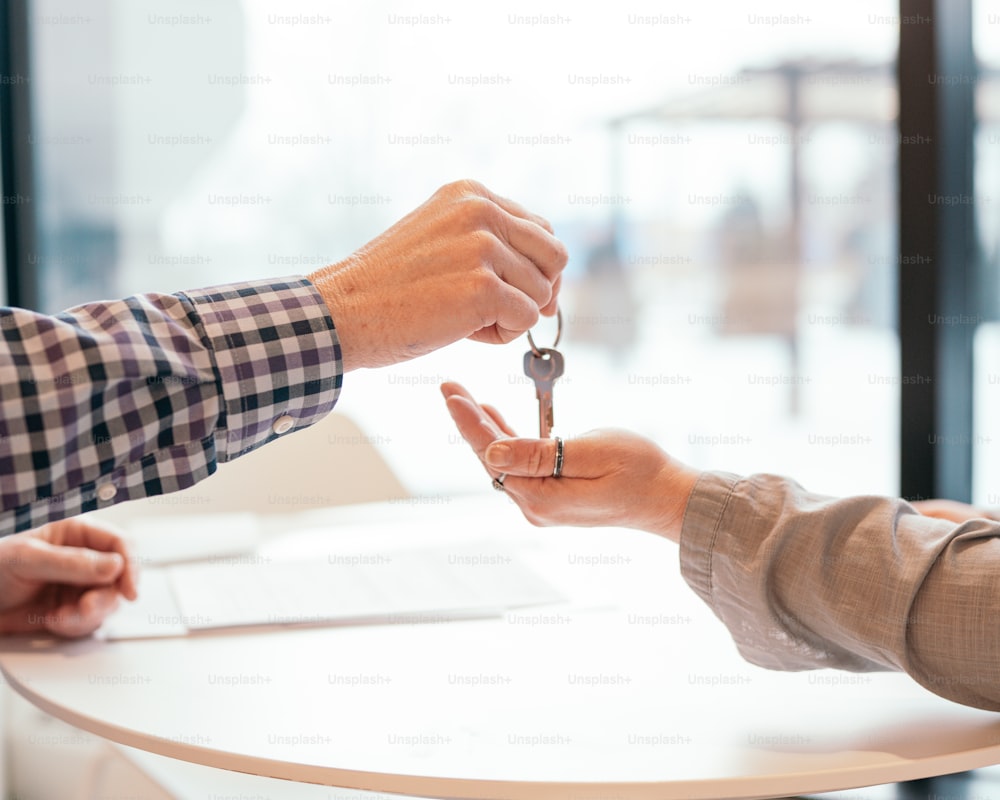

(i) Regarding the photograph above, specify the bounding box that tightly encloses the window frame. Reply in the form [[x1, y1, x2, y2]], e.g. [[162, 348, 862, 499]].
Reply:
[[0, 0, 38, 309], [898, 0, 977, 501]]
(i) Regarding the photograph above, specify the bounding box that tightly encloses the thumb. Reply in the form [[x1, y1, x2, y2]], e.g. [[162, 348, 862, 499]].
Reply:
[[485, 437, 564, 478], [16, 539, 124, 586]]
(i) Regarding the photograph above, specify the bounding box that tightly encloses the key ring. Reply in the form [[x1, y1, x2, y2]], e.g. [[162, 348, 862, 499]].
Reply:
[[526, 307, 563, 358]]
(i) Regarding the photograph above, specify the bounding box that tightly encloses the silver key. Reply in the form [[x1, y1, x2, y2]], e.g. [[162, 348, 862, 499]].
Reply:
[[524, 347, 565, 438]]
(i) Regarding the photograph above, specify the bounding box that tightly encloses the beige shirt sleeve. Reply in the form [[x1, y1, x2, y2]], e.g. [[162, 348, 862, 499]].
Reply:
[[679, 471, 1000, 710]]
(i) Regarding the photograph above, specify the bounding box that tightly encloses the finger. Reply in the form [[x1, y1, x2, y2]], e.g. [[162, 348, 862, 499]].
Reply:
[[483, 437, 560, 478], [440, 380, 479, 405], [468, 282, 541, 345], [498, 214, 568, 284], [491, 239, 554, 311], [46, 588, 121, 638], [480, 403, 517, 437], [37, 518, 138, 601], [476, 182, 555, 234], [540, 274, 562, 318], [12, 538, 125, 588], [484, 430, 624, 479], [442, 385, 558, 478], [443, 382, 497, 435], [0, 587, 118, 637], [444, 394, 507, 454], [443, 395, 511, 482], [0, 604, 50, 635], [480, 403, 517, 438], [442, 382, 511, 431]]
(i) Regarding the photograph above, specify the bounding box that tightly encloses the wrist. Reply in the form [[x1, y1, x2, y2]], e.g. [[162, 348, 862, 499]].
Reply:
[[308, 257, 372, 372], [643, 457, 702, 544]]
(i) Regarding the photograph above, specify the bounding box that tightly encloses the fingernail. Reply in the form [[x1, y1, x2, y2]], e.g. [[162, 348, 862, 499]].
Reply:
[[486, 443, 512, 468]]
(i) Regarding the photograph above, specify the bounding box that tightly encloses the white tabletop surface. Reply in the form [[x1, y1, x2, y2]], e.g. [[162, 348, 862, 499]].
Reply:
[[3, 495, 1000, 800]]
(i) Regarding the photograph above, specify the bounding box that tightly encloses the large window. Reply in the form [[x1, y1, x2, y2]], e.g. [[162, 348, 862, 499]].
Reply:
[[25, 0, 899, 499]]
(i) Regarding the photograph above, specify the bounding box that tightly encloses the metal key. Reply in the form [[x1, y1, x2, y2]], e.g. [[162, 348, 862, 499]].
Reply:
[[524, 347, 565, 438]]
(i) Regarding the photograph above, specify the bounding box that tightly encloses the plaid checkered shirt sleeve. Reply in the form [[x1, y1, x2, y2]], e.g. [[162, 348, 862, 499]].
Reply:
[[0, 277, 342, 535]]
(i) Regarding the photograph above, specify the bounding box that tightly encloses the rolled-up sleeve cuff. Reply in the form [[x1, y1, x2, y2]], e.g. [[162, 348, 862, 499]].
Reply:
[[679, 471, 742, 613], [181, 276, 343, 460]]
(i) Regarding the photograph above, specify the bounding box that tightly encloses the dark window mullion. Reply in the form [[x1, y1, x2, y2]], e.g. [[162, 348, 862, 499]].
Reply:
[[898, 0, 976, 501], [0, 0, 37, 310]]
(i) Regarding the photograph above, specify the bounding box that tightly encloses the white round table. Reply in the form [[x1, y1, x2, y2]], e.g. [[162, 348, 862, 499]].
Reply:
[[3, 498, 1000, 800]]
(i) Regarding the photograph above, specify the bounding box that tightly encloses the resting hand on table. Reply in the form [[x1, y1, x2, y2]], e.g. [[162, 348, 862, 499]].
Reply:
[[441, 382, 701, 543], [309, 180, 568, 371], [0, 518, 138, 637]]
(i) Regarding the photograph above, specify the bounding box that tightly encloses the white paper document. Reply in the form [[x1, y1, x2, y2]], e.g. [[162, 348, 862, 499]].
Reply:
[[102, 541, 563, 640]]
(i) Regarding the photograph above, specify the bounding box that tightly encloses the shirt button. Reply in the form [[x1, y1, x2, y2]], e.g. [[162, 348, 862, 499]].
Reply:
[[272, 415, 294, 435], [97, 483, 117, 502]]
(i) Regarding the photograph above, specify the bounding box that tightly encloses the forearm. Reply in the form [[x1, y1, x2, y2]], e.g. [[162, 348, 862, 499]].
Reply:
[[1, 277, 341, 534], [679, 472, 1000, 710]]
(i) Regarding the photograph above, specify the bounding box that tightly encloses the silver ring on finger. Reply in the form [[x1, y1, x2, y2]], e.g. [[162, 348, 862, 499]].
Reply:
[[552, 436, 564, 478], [492, 473, 507, 492]]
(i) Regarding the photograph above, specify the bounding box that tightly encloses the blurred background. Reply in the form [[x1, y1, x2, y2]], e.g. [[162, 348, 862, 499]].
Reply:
[[11, 0, 1000, 503]]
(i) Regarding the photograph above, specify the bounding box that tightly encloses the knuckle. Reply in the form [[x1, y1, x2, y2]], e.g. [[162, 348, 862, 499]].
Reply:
[[460, 195, 500, 229], [436, 180, 464, 200], [536, 279, 554, 307], [494, 326, 520, 345], [14, 538, 40, 568], [450, 178, 488, 198], [525, 445, 547, 476], [432, 181, 475, 210], [550, 238, 569, 269], [468, 229, 503, 263], [7, 536, 27, 557]]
